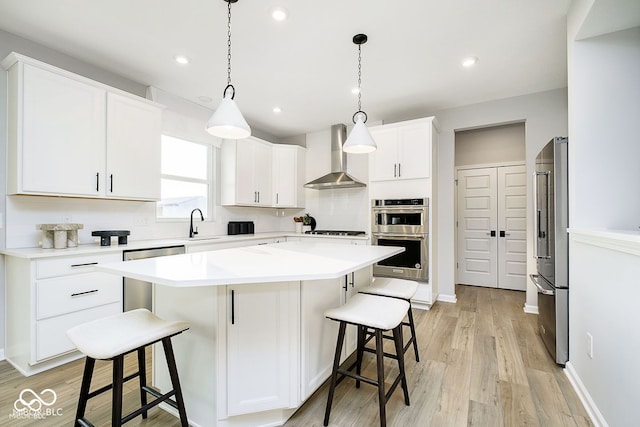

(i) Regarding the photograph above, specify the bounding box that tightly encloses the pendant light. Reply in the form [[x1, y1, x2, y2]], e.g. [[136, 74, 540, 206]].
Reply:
[[206, 0, 251, 139], [343, 33, 377, 154]]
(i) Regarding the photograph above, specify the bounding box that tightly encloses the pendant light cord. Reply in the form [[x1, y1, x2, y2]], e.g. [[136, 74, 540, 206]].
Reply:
[[357, 43, 362, 112], [227, 0, 232, 86]]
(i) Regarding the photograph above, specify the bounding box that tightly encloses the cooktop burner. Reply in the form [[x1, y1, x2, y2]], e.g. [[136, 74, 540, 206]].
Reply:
[[305, 230, 366, 236]]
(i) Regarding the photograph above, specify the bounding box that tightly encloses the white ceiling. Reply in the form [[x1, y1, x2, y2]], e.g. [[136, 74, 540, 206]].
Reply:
[[0, 0, 572, 138]]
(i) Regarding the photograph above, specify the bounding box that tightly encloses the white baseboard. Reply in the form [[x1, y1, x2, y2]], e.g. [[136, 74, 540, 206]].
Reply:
[[411, 300, 431, 311], [437, 293, 457, 303], [564, 362, 608, 427], [523, 303, 539, 314]]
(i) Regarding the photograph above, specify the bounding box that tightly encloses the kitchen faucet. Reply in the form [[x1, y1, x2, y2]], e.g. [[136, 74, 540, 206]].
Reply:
[[189, 208, 204, 238]]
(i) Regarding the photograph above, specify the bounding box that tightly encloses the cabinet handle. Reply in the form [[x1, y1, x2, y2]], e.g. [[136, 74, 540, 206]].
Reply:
[[343, 275, 348, 292], [110, 174, 113, 192], [231, 289, 235, 325], [257, 191, 260, 203], [71, 262, 99, 268], [254, 191, 257, 203], [398, 163, 401, 177], [96, 172, 99, 192], [394, 164, 397, 177], [350, 272, 355, 288], [276, 193, 279, 205], [71, 289, 99, 297]]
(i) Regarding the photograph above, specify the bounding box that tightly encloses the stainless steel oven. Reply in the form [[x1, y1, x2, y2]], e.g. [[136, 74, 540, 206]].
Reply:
[[371, 198, 428, 281]]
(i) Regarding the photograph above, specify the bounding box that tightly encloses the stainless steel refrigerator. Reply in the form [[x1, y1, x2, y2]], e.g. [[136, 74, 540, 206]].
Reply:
[[531, 137, 569, 365]]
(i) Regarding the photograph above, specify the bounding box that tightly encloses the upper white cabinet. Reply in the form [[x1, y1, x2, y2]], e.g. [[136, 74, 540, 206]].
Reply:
[[369, 117, 437, 182], [272, 144, 305, 208], [222, 138, 306, 208], [2, 52, 163, 201]]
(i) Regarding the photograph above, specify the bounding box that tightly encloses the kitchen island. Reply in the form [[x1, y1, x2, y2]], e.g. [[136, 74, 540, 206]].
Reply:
[[96, 241, 403, 427]]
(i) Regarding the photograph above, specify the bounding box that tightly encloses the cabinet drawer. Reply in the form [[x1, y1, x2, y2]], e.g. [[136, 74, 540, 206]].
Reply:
[[36, 253, 121, 279], [36, 272, 122, 320], [35, 302, 121, 362]]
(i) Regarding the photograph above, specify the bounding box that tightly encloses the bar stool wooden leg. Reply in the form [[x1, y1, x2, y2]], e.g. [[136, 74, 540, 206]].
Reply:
[[112, 355, 124, 427], [75, 357, 95, 426], [324, 321, 346, 427], [355, 324, 365, 389], [136, 347, 148, 419], [162, 337, 189, 427], [407, 306, 420, 362], [393, 325, 410, 405], [375, 329, 387, 427]]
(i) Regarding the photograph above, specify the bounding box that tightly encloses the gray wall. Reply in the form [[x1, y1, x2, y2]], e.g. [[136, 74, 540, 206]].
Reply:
[[455, 122, 525, 167]]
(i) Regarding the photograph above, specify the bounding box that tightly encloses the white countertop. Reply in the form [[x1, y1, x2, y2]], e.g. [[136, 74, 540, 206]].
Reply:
[[95, 241, 402, 287], [0, 232, 369, 259]]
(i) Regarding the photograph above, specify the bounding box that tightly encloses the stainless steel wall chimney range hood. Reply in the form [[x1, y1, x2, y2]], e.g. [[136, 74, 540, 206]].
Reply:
[[304, 124, 366, 190]]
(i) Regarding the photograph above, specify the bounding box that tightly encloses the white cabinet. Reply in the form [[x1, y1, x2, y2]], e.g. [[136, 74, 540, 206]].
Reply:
[[221, 137, 273, 206], [2, 52, 162, 201], [369, 117, 437, 182], [106, 92, 162, 200], [272, 144, 305, 208], [5, 253, 123, 376], [226, 281, 299, 416]]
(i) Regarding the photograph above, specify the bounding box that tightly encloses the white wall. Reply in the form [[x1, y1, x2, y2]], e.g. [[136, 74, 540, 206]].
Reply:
[[455, 122, 525, 167], [433, 89, 568, 305], [565, 0, 640, 420]]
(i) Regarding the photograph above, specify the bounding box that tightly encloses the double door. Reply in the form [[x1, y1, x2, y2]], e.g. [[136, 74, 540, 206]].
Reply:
[[456, 165, 526, 290]]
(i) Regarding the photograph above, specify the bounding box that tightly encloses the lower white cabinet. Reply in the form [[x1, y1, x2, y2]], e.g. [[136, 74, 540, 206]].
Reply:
[[226, 282, 300, 416], [5, 253, 122, 375]]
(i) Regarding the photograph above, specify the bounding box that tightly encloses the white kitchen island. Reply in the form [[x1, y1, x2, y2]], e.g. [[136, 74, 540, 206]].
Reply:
[[96, 241, 403, 427]]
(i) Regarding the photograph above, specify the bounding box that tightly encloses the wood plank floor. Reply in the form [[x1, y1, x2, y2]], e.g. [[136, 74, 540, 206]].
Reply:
[[0, 285, 591, 427]]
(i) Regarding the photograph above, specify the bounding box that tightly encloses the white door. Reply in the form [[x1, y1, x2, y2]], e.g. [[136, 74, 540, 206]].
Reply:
[[497, 165, 527, 290], [456, 165, 527, 290], [457, 168, 498, 287]]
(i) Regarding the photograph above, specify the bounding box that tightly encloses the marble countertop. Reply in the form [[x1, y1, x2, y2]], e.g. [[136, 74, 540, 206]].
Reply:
[[95, 241, 402, 287]]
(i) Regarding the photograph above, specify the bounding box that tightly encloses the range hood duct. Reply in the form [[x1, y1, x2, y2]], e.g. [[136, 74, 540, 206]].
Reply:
[[304, 124, 366, 190]]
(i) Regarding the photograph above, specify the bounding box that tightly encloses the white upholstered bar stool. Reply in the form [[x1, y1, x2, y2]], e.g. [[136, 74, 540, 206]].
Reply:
[[66, 309, 190, 427], [324, 293, 410, 427], [360, 277, 420, 362]]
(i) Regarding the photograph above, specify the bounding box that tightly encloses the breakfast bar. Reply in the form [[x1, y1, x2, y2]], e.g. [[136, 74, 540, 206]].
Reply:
[[96, 241, 403, 427]]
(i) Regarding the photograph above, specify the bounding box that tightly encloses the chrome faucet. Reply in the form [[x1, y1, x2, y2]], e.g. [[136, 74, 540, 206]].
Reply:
[[189, 208, 204, 238]]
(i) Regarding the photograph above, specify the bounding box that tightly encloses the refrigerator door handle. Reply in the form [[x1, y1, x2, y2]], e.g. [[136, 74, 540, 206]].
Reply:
[[529, 274, 555, 296]]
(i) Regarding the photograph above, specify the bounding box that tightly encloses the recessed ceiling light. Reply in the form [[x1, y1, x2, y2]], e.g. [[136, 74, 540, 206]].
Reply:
[[174, 55, 190, 65], [273, 106, 282, 113], [271, 7, 287, 21], [462, 56, 478, 67], [198, 95, 213, 103]]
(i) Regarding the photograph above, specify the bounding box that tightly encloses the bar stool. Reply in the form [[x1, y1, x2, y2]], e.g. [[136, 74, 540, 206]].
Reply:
[[66, 309, 190, 427], [324, 293, 410, 427], [360, 277, 420, 362]]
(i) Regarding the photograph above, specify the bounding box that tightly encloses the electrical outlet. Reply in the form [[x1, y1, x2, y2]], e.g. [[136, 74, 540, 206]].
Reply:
[[134, 216, 149, 226], [587, 332, 594, 359]]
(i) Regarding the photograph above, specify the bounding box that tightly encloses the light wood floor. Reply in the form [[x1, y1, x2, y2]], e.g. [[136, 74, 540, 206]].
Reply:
[[0, 285, 591, 427]]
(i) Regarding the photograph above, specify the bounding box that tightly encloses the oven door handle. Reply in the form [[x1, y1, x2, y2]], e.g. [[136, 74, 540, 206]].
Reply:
[[373, 233, 426, 239]]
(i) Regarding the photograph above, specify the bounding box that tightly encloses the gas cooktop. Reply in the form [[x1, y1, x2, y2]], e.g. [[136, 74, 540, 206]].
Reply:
[[305, 230, 366, 236]]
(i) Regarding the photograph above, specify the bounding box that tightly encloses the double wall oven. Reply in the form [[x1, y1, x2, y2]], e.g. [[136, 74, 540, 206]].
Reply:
[[371, 198, 428, 281]]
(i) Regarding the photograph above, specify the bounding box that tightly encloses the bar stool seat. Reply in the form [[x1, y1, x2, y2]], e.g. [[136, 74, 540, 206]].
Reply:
[[360, 277, 420, 362], [324, 293, 410, 427], [66, 309, 190, 427]]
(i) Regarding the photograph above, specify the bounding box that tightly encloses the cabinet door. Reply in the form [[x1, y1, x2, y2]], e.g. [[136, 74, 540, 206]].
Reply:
[[273, 146, 296, 207], [227, 282, 299, 416], [21, 64, 106, 196], [106, 93, 162, 200], [369, 127, 398, 182], [234, 139, 256, 205], [300, 278, 343, 400], [253, 141, 273, 206], [397, 122, 430, 180]]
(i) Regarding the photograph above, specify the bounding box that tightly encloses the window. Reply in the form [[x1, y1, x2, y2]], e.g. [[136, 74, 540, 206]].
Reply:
[[157, 135, 213, 219]]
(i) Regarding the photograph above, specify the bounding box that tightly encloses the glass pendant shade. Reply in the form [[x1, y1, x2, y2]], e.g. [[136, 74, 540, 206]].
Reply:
[[206, 93, 251, 139], [343, 116, 377, 154]]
